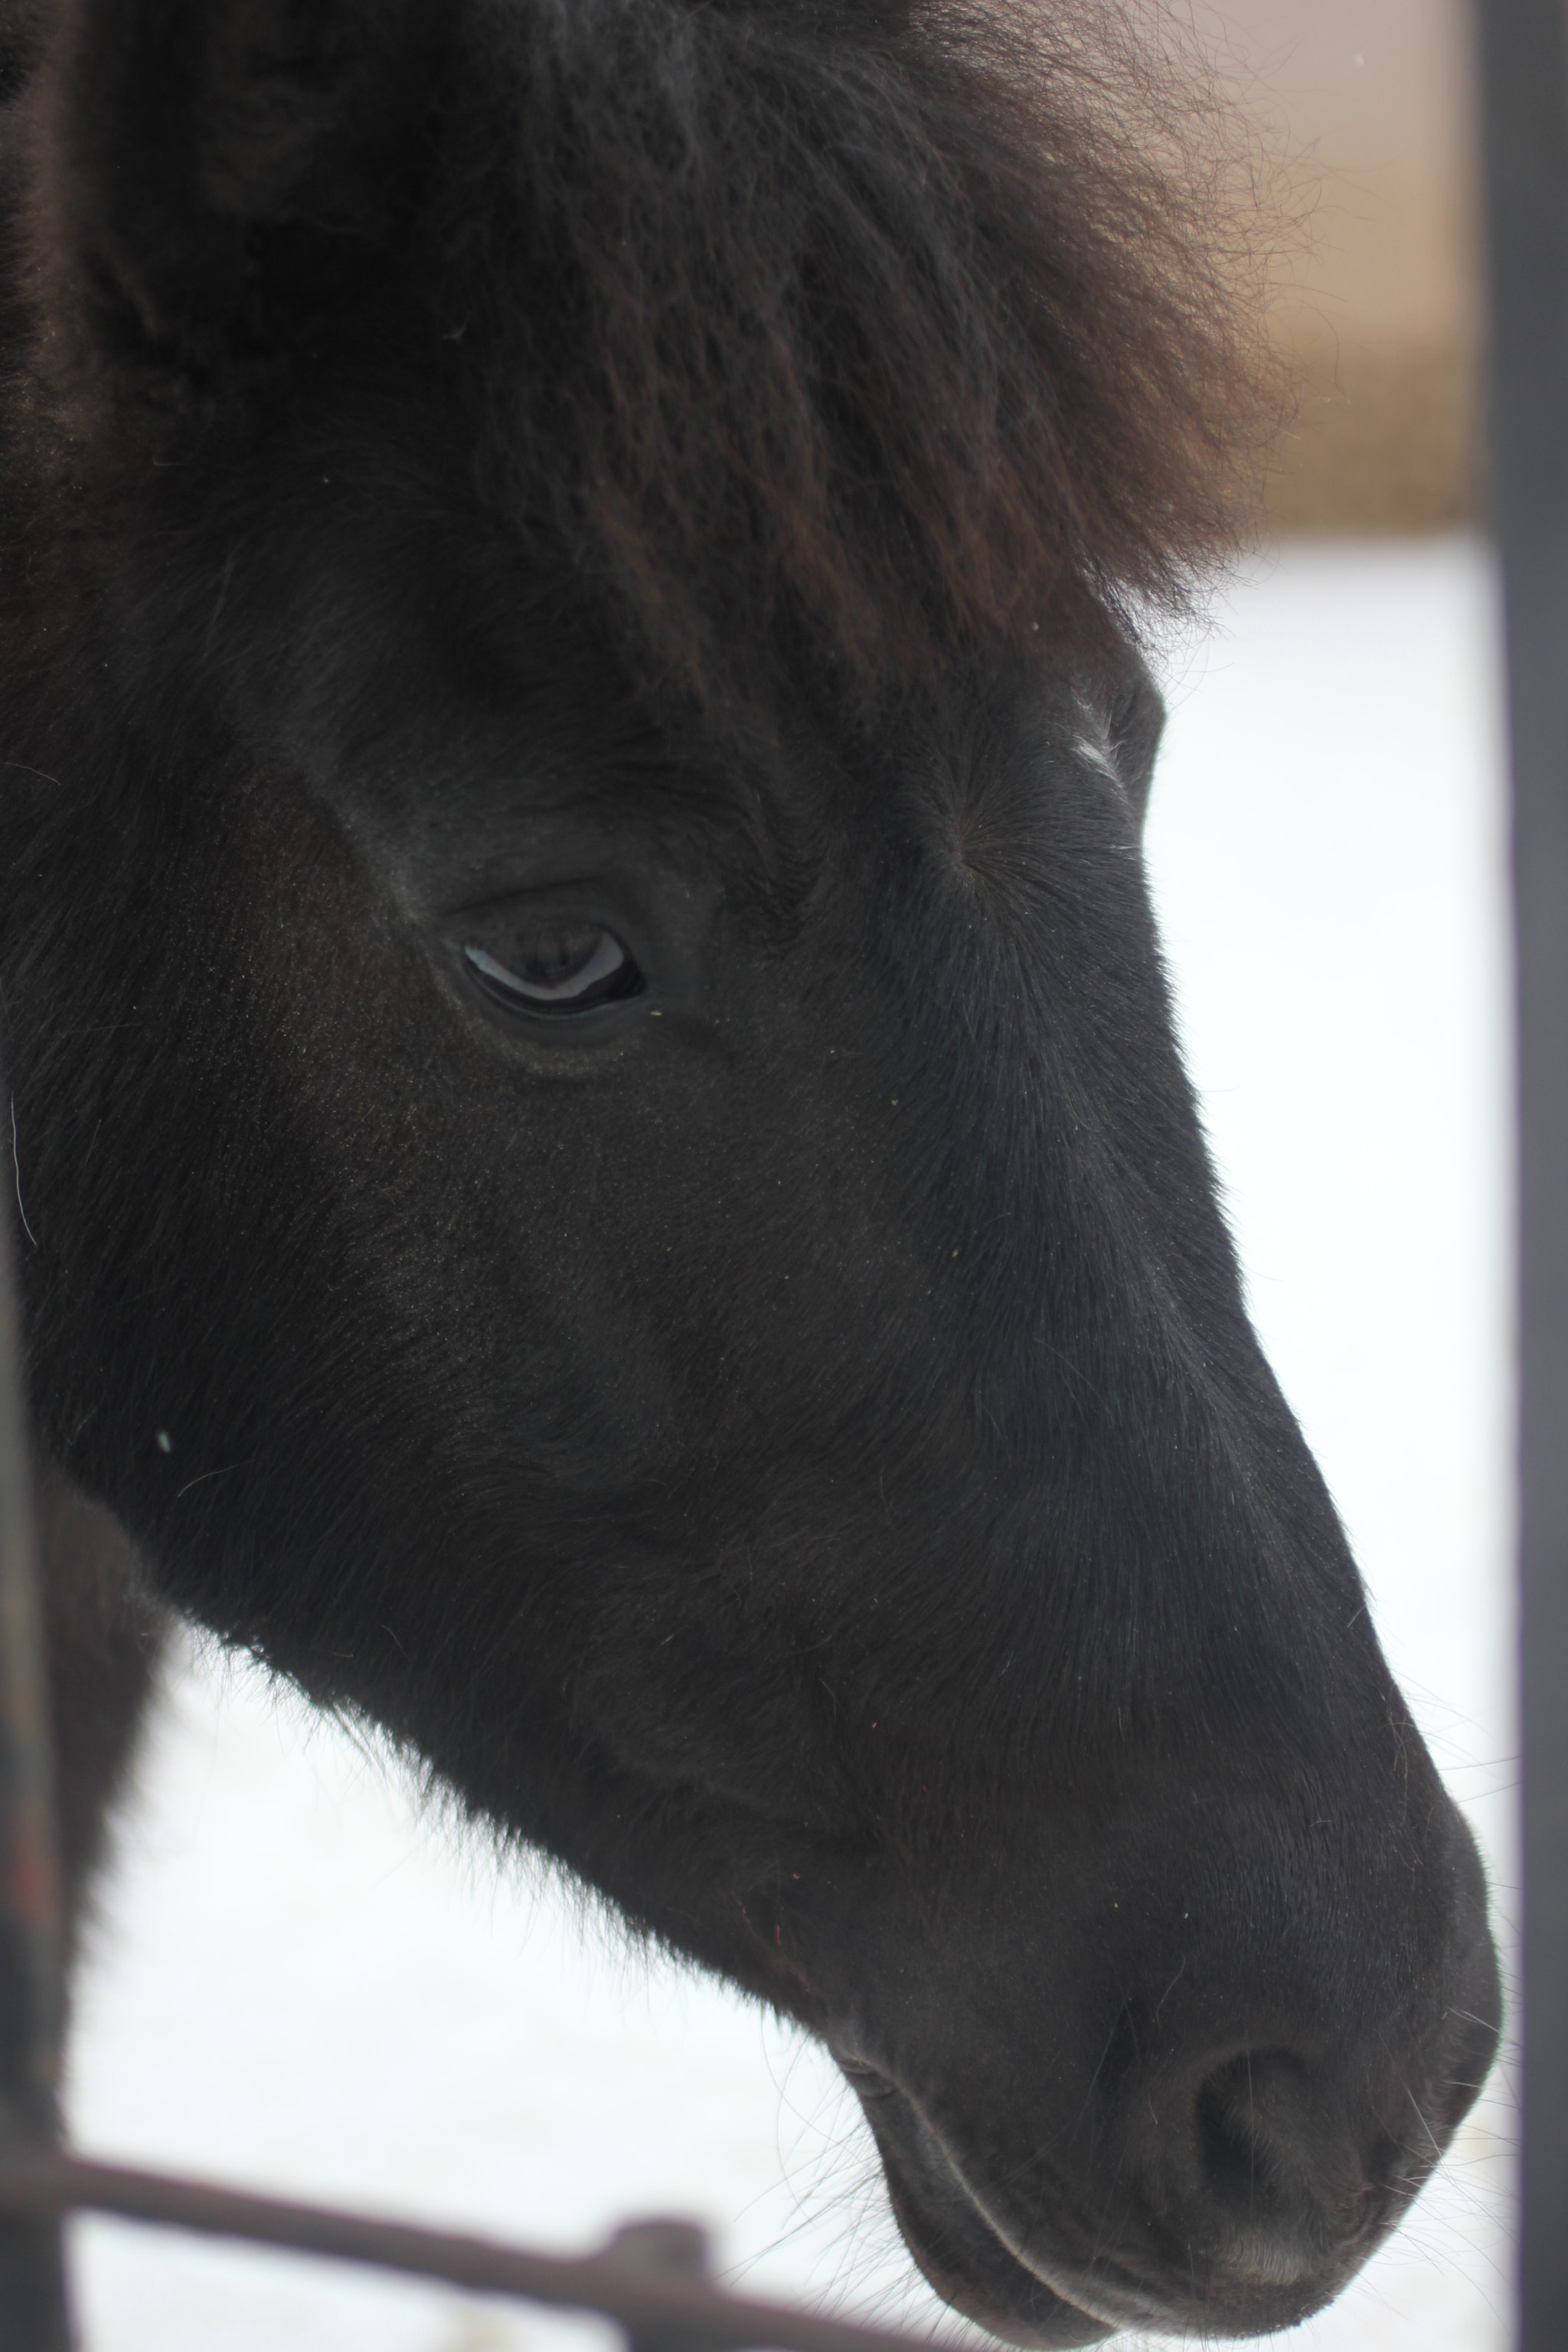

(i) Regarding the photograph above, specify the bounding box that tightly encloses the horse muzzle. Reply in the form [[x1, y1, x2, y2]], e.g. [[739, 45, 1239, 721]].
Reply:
[[818, 1791, 1502, 2344]]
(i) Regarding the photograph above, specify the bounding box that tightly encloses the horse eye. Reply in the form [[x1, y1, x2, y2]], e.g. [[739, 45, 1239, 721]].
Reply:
[[461, 927, 643, 1015]]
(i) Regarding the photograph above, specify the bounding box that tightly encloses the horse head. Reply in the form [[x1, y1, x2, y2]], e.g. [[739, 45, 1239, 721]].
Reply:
[[0, 1, 1498, 2339]]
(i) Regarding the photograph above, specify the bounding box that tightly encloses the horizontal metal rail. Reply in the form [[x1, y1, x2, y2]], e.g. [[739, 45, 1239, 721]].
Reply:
[[0, 2150, 946, 2352]]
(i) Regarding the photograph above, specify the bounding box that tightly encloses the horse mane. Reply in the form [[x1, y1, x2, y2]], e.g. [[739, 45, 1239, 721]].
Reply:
[[17, 0, 1282, 714]]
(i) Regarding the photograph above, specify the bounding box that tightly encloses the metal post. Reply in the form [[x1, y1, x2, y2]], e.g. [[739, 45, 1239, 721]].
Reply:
[[601, 2219, 712, 2352], [0, 1055, 70, 2348], [1475, 6, 1568, 2350]]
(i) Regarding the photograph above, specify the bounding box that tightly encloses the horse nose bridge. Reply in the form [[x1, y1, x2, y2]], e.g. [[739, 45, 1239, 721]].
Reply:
[[908, 1060, 1277, 1495], [896, 828, 1245, 1360]]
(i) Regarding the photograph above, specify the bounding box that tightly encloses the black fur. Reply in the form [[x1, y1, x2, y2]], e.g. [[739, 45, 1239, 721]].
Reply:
[[0, 3, 1495, 2343]]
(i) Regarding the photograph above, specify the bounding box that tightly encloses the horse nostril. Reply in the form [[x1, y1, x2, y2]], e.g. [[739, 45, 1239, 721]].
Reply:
[[1194, 2050, 1310, 2219]]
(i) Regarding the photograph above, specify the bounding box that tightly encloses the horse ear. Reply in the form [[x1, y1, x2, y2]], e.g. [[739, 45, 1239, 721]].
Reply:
[[41, 0, 441, 368]]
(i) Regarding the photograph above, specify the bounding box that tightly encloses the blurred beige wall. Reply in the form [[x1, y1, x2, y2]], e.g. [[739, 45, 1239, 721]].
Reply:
[[1217, 0, 1482, 529]]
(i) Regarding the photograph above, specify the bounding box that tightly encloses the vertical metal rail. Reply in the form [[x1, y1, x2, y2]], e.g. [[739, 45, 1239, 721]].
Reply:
[[0, 1057, 70, 2349], [1475, 6, 1568, 2350]]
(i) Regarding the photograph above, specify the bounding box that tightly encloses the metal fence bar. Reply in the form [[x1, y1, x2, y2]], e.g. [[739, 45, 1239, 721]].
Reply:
[[0, 2151, 944, 2352], [1474, 6, 1568, 2351], [0, 1054, 70, 2348]]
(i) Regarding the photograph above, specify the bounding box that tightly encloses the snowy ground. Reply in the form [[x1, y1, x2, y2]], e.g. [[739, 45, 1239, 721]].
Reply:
[[63, 536, 1518, 2351]]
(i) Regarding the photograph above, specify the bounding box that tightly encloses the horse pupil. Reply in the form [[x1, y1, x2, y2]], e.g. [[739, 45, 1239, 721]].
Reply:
[[526, 936, 597, 985]]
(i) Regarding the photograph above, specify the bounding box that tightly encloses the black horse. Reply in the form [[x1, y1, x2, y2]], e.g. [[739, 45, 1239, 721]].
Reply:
[[0, 1, 1499, 2342]]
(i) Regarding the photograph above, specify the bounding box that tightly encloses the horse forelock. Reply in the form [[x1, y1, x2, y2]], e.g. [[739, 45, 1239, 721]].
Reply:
[[13, 0, 1283, 721], [423, 0, 1282, 712]]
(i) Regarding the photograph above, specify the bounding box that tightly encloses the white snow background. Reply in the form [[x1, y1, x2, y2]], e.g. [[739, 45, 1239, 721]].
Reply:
[[63, 536, 1519, 2350]]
